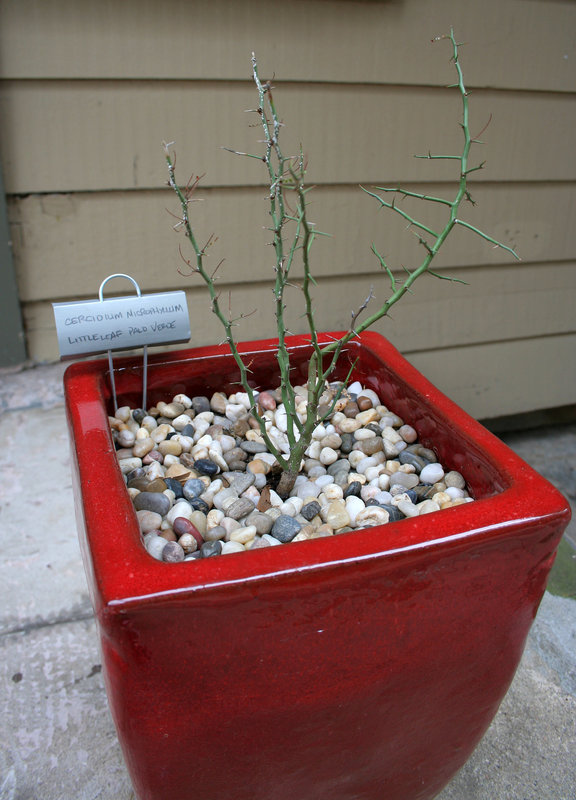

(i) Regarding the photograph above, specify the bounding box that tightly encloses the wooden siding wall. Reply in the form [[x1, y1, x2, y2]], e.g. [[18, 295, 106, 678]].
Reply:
[[1, 0, 575, 419]]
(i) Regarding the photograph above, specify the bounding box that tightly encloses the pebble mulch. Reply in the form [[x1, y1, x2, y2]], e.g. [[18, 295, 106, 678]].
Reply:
[[109, 380, 474, 562]]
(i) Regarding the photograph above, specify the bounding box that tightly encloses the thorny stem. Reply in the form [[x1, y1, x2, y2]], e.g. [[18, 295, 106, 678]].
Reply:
[[319, 28, 520, 363], [164, 143, 291, 471], [165, 31, 520, 496]]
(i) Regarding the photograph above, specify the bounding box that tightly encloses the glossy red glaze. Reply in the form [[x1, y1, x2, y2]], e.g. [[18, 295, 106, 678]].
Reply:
[[64, 333, 570, 800]]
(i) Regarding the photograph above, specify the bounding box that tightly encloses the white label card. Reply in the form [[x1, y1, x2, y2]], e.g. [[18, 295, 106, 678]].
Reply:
[[52, 291, 191, 358]]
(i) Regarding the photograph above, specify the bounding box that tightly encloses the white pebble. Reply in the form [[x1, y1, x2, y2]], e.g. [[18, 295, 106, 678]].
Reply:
[[136, 509, 162, 533], [312, 424, 327, 440], [418, 500, 441, 515], [396, 499, 420, 518], [355, 506, 389, 527], [221, 541, 245, 555], [118, 429, 136, 448], [221, 517, 241, 537], [360, 485, 381, 503], [364, 465, 384, 482], [355, 456, 378, 475], [295, 481, 321, 500], [390, 472, 419, 490], [230, 525, 257, 545], [420, 463, 445, 484], [306, 441, 322, 460], [115, 406, 131, 422], [373, 490, 392, 505], [118, 457, 142, 474], [166, 500, 193, 525], [357, 387, 380, 406], [322, 484, 344, 501], [377, 474, 391, 491], [172, 393, 192, 408], [243, 485, 261, 505], [268, 490, 283, 508], [320, 447, 338, 465], [141, 416, 158, 432], [345, 496, 366, 525], [219, 435, 236, 453], [143, 533, 167, 560], [261, 534, 282, 546], [172, 414, 192, 431], [206, 509, 225, 528], [234, 392, 252, 410], [348, 450, 367, 469]]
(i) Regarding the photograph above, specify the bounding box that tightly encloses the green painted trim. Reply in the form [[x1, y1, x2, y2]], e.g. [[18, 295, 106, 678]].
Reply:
[[0, 166, 27, 365]]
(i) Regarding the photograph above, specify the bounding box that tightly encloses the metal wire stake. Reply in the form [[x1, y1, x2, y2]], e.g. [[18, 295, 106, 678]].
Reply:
[[98, 273, 147, 413]]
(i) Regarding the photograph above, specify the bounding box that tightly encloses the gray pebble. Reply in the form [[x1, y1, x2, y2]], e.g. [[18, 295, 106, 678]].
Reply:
[[143, 533, 167, 561], [444, 470, 466, 489], [398, 451, 429, 473], [183, 478, 205, 499], [301, 501, 321, 521], [203, 526, 226, 542], [245, 511, 274, 535], [271, 515, 302, 543], [200, 540, 223, 557], [133, 491, 171, 516], [192, 396, 211, 414], [223, 471, 255, 495], [162, 541, 185, 562], [339, 433, 355, 454], [240, 441, 268, 454], [327, 459, 351, 477], [226, 497, 256, 520]]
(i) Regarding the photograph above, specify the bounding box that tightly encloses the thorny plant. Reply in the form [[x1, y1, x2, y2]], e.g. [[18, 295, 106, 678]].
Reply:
[[164, 30, 520, 498]]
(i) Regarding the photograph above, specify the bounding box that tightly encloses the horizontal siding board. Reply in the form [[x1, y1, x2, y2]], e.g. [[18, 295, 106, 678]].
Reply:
[[23, 261, 576, 356], [22, 294, 576, 418], [0, 0, 574, 92], [24, 262, 576, 359], [1, 82, 575, 194], [10, 184, 576, 303], [408, 334, 576, 419]]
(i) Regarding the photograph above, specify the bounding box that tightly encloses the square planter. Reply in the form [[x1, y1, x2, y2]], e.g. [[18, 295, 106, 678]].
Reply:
[[64, 332, 570, 800]]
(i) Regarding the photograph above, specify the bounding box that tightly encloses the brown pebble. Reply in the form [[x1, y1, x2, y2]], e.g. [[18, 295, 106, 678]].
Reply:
[[357, 396, 374, 411], [164, 464, 193, 481], [257, 391, 277, 411], [142, 450, 164, 465], [343, 401, 360, 418], [173, 517, 204, 547], [158, 528, 177, 542], [359, 437, 384, 456], [128, 477, 168, 493], [210, 392, 228, 414], [232, 419, 251, 437]]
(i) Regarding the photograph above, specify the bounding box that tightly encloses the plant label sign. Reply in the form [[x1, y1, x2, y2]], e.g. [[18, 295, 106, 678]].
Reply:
[[53, 290, 191, 358]]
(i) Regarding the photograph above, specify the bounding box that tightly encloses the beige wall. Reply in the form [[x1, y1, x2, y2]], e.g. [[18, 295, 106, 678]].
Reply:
[[1, 0, 575, 419]]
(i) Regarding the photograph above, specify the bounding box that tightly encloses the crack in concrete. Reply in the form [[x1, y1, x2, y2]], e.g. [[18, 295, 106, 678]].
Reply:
[[0, 609, 94, 638]]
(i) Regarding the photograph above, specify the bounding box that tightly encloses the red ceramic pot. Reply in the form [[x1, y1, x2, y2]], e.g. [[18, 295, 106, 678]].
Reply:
[[64, 332, 570, 800]]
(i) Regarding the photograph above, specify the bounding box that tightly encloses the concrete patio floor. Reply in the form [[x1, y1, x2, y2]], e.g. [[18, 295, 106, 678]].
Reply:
[[1, 360, 574, 800]]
